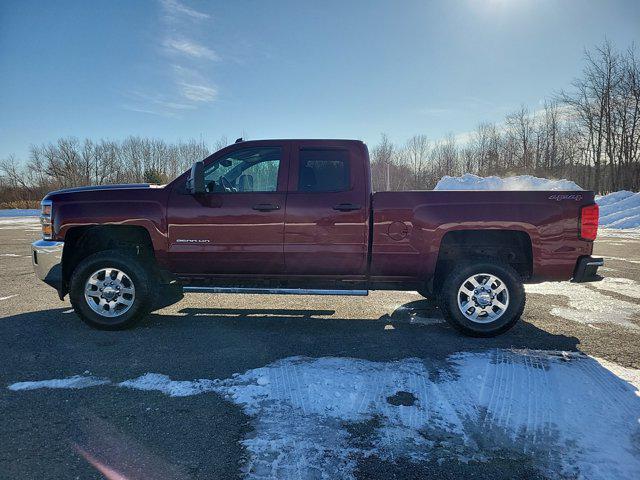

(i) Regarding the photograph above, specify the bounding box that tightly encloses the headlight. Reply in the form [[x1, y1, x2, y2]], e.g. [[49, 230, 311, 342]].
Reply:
[[40, 199, 53, 240]]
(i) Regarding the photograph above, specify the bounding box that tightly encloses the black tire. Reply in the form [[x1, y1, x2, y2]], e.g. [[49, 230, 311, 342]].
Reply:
[[416, 288, 436, 301], [69, 250, 155, 330], [438, 260, 525, 337]]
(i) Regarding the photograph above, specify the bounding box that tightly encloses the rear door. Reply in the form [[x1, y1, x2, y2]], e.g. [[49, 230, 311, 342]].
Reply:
[[284, 142, 368, 275], [166, 142, 290, 275]]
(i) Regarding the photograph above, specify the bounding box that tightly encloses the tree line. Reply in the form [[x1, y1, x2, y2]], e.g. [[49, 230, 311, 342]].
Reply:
[[1, 41, 638, 208]]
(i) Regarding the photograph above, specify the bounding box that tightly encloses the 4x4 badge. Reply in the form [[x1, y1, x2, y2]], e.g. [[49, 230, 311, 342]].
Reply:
[[548, 194, 583, 201]]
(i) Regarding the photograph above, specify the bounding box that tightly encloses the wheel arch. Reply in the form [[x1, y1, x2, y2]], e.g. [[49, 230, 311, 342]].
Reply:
[[61, 225, 157, 295], [430, 229, 533, 293]]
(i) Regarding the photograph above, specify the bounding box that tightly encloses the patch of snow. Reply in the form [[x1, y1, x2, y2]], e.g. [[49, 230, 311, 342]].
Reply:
[[0, 209, 39, 218], [598, 227, 640, 238], [525, 281, 640, 329], [591, 277, 640, 299], [597, 191, 640, 229], [409, 316, 445, 326], [118, 373, 217, 397], [434, 174, 582, 191], [596, 357, 640, 395], [7, 375, 110, 391], [7, 351, 640, 479], [212, 352, 640, 479], [0, 294, 18, 301], [0, 253, 21, 257], [0, 217, 39, 225], [605, 256, 640, 265]]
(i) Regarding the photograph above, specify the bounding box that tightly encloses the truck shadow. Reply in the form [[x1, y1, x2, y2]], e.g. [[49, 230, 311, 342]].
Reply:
[[1, 300, 581, 372]]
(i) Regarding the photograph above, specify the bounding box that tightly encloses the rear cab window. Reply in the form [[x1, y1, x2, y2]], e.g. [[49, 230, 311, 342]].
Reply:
[[298, 149, 350, 192]]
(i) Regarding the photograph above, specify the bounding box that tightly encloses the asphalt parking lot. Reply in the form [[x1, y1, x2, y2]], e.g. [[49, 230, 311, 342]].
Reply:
[[1, 219, 639, 479]]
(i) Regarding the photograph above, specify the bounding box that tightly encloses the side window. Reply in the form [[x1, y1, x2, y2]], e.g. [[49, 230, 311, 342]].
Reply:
[[298, 149, 350, 192], [203, 147, 281, 193]]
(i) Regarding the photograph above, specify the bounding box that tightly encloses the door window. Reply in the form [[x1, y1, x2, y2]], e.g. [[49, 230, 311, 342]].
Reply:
[[204, 147, 281, 193], [298, 149, 350, 192]]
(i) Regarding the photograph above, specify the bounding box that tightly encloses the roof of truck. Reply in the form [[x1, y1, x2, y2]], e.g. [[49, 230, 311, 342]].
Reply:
[[233, 138, 365, 144]]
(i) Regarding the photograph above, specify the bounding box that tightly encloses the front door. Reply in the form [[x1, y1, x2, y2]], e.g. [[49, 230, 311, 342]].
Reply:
[[166, 143, 289, 275]]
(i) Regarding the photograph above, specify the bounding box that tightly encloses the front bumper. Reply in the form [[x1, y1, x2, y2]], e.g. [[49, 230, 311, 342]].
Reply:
[[32, 240, 64, 293], [572, 255, 604, 282]]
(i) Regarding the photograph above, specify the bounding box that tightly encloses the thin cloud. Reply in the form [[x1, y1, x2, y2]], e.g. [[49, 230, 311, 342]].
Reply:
[[172, 65, 217, 103], [418, 107, 453, 116], [163, 38, 219, 60], [121, 104, 180, 118], [178, 83, 217, 102], [121, 91, 198, 118], [160, 0, 210, 21], [123, 1, 217, 116], [133, 91, 196, 111]]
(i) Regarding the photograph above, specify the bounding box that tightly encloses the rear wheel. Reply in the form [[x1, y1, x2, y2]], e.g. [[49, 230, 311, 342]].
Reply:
[[438, 260, 525, 337], [69, 250, 154, 330]]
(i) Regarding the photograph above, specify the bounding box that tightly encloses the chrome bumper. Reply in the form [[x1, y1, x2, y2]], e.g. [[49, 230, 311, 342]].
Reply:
[[32, 240, 64, 292]]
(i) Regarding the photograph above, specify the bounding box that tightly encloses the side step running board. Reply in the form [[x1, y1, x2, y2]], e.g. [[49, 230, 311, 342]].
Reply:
[[182, 286, 369, 296]]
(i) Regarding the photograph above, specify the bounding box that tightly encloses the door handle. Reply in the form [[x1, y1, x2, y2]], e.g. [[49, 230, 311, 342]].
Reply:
[[333, 203, 362, 212], [252, 203, 280, 212]]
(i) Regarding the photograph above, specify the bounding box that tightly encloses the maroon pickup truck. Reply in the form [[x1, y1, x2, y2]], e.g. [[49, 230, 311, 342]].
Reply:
[[31, 139, 602, 336]]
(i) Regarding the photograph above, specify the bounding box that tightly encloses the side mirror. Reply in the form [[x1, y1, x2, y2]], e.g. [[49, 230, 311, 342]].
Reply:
[[186, 161, 205, 194]]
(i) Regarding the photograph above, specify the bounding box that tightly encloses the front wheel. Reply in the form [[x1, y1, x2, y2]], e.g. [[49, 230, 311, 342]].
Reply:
[[416, 288, 436, 302], [69, 250, 154, 330], [438, 260, 525, 337]]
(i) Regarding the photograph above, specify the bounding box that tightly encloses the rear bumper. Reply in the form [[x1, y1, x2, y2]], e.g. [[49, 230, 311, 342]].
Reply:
[[32, 240, 64, 293], [572, 256, 604, 282]]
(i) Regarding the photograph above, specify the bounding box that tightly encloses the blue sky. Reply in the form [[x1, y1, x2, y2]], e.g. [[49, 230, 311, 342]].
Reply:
[[1, 0, 639, 160]]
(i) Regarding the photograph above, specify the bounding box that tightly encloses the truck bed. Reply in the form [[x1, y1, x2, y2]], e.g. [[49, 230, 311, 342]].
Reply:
[[370, 190, 596, 282]]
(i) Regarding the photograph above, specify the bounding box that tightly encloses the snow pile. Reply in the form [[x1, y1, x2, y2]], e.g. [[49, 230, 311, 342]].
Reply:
[[597, 190, 640, 229], [434, 174, 582, 191], [7, 351, 640, 479]]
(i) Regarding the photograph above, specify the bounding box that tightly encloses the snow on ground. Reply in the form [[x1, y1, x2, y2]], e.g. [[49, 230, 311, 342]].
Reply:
[[0, 217, 38, 225], [7, 375, 109, 391], [597, 191, 640, 229], [119, 374, 216, 397], [526, 278, 640, 330], [434, 174, 582, 191], [0, 215, 40, 231], [7, 350, 640, 480], [598, 228, 640, 238], [0, 209, 39, 218]]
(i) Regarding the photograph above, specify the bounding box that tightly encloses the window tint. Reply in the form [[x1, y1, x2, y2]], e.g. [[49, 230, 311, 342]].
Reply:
[[298, 149, 350, 192], [203, 147, 281, 193]]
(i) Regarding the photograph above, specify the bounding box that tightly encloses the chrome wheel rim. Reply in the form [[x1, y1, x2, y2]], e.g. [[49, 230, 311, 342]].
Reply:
[[84, 267, 135, 318], [457, 273, 509, 324]]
